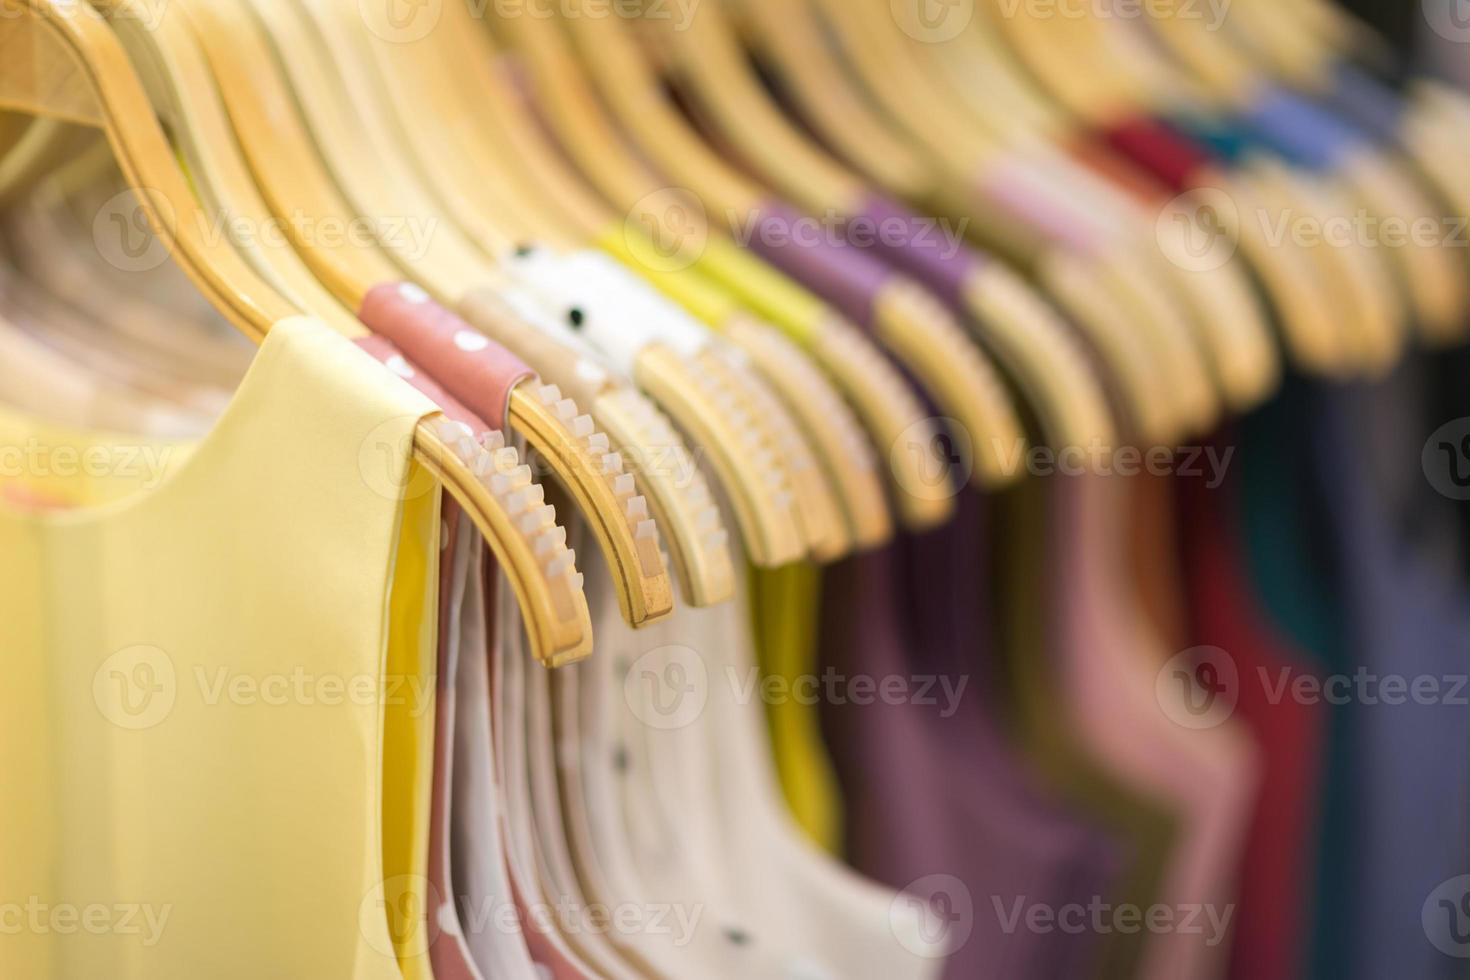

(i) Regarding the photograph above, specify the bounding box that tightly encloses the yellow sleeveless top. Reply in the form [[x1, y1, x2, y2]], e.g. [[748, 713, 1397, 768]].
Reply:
[[0, 317, 442, 980]]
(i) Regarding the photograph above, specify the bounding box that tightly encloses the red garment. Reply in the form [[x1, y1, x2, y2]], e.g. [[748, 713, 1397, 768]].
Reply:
[[1178, 468, 1325, 980], [1098, 116, 1213, 193]]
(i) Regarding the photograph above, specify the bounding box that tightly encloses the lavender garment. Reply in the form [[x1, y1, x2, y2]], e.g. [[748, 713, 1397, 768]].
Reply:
[[849, 195, 985, 311], [1239, 87, 1367, 171], [820, 540, 1112, 980], [744, 199, 896, 327], [896, 491, 1124, 978], [1309, 367, 1470, 980]]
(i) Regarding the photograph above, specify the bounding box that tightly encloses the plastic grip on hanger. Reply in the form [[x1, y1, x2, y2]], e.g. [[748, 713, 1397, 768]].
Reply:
[[742, 199, 896, 329], [1239, 87, 1367, 171], [1097, 116, 1215, 193], [852, 194, 986, 311], [354, 334, 490, 434], [359, 282, 535, 431], [506, 247, 711, 370], [973, 161, 1102, 256]]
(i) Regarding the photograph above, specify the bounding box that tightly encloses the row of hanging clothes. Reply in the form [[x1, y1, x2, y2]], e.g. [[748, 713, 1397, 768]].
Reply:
[[2, 0, 1469, 978]]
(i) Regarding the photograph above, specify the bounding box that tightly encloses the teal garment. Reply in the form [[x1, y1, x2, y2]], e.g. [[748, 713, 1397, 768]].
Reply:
[[1239, 379, 1353, 980]]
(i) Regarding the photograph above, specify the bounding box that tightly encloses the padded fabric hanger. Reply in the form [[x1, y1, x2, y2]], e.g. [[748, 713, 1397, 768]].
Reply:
[[505, 2, 1032, 497], [0, 0, 594, 667]]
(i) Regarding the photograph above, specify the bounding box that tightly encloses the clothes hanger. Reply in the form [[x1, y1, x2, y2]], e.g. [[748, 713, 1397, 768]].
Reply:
[[302, 0, 840, 581], [151, 0, 689, 630], [474, 10, 955, 535], [282, 0, 758, 602], [264, 0, 685, 616], [225, 0, 808, 576], [979, 0, 1413, 377], [1107, 5, 1470, 347], [747, 0, 1209, 441], [310, 0, 837, 572], [1213, 0, 1470, 281], [821, 2, 1343, 382], [647, 1, 1118, 452], [858, 4, 1284, 410], [504, 2, 1030, 495], [352, 12, 884, 565], [839, 0, 1288, 430], [407, 3, 897, 555], [0, 0, 594, 668]]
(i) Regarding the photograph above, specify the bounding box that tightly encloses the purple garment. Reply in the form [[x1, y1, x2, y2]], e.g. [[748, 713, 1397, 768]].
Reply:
[[744, 198, 896, 327], [748, 206, 1126, 975], [848, 194, 985, 311]]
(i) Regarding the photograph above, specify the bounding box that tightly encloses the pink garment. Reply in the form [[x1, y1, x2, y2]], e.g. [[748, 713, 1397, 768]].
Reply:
[[1049, 472, 1259, 980]]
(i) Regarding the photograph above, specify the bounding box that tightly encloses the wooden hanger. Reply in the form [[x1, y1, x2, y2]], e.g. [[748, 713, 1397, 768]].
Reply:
[[1125, 5, 1469, 348], [0, 0, 594, 667], [971, 0, 1404, 378], [253, 0, 810, 574], [151, 0, 684, 627], [322, 1, 843, 581], [648, 1, 1117, 451], [732, 0, 1193, 440], [488, 7, 954, 531], [520, 3, 1034, 494]]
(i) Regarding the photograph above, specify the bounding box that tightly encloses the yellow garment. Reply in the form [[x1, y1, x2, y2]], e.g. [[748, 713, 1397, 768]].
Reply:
[[0, 317, 441, 980], [748, 562, 843, 853]]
